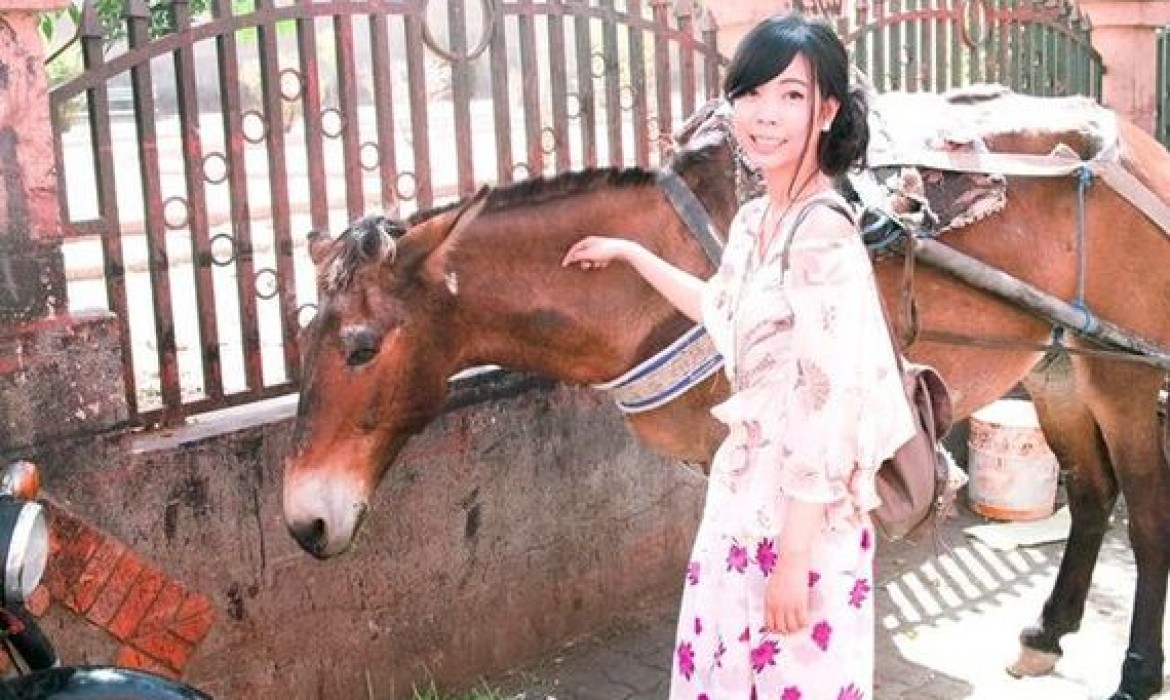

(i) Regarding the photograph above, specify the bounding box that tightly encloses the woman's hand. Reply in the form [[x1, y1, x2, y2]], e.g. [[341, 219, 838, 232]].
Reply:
[[562, 236, 638, 270], [765, 551, 811, 635]]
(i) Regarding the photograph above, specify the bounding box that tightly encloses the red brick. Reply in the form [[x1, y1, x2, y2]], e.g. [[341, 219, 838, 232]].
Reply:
[[171, 593, 214, 645], [107, 566, 166, 641], [26, 585, 51, 617], [45, 520, 100, 602], [130, 628, 193, 672], [139, 582, 185, 631], [65, 537, 126, 614], [86, 553, 144, 629], [114, 645, 180, 679]]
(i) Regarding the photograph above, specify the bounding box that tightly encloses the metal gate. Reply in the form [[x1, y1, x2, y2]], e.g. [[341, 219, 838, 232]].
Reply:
[[48, 0, 724, 427], [801, 0, 1103, 98], [1158, 26, 1170, 147]]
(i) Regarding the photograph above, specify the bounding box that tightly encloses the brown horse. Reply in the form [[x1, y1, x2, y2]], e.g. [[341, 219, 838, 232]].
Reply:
[[282, 90, 1170, 700]]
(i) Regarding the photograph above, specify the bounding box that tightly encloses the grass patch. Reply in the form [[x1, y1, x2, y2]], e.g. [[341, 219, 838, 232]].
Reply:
[[410, 679, 514, 700]]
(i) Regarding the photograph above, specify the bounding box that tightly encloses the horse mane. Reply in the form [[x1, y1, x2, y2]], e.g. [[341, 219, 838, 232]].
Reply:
[[481, 167, 657, 213], [321, 215, 408, 293]]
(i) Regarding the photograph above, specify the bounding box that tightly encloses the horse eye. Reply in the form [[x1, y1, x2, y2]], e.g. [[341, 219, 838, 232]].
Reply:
[[346, 346, 378, 367]]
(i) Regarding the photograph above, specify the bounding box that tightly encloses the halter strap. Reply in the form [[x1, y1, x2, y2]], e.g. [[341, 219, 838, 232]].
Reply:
[[657, 167, 725, 265]]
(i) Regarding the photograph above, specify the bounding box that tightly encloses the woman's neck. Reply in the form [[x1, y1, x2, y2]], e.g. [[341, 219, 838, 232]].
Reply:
[[762, 169, 832, 209]]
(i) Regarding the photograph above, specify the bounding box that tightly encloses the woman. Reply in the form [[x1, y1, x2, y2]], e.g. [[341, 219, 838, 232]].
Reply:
[[563, 14, 915, 699]]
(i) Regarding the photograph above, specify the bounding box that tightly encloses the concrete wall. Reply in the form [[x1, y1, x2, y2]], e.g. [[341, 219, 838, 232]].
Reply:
[[16, 372, 704, 698]]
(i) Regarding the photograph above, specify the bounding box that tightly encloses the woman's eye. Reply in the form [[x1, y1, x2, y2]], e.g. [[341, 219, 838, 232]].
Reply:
[[346, 346, 378, 367]]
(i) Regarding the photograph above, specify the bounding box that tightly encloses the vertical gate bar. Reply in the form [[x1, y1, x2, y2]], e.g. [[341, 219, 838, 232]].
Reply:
[[994, 0, 1009, 86], [949, 0, 962, 90], [76, 3, 139, 419], [651, 0, 673, 160], [873, 0, 887, 92], [1029, 24, 1043, 94], [296, 9, 329, 234], [888, 0, 901, 91], [488, 5, 514, 182], [602, 0, 623, 165], [934, 0, 947, 92], [548, 0, 572, 172], [700, 8, 719, 99], [404, 9, 434, 206], [369, 9, 401, 213], [126, 0, 183, 422], [966, 0, 982, 84], [172, 0, 224, 399], [1018, 2, 1031, 91], [517, 0, 544, 176], [255, 0, 299, 383], [1045, 25, 1056, 95], [920, 0, 933, 91], [447, 0, 477, 194], [1054, 23, 1067, 94], [333, 12, 365, 218], [573, 6, 598, 168], [214, 0, 263, 395], [627, 0, 650, 167], [854, 1, 870, 87], [676, 2, 697, 124], [905, 0, 919, 91], [1159, 29, 1167, 144]]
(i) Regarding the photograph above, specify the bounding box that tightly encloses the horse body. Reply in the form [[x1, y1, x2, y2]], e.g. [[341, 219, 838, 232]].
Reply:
[[283, 91, 1170, 699]]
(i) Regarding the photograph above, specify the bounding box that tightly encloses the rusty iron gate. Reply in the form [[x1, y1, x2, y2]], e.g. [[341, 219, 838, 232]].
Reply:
[[48, 0, 723, 427], [49, 0, 1102, 429], [1159, 26, 1170, 147], [800, 0, 1103, 98]]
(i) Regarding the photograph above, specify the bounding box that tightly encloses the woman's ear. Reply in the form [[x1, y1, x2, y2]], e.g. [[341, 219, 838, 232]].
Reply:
[[820, 97, 840, 132]]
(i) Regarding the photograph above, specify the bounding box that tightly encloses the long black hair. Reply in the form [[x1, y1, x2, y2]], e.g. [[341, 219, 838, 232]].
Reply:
[[723, 14, 868, 177]]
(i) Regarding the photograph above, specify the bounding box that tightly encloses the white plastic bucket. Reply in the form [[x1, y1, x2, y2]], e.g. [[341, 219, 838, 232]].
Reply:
[[967, 398, 1059, 521]]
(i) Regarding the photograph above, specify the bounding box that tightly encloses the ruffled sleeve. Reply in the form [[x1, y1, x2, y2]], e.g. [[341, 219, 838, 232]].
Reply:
[[771, 230, 917, 512]]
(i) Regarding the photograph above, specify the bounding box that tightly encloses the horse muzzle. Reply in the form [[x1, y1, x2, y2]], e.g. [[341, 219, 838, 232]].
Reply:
[[282, 467, 369, 559]]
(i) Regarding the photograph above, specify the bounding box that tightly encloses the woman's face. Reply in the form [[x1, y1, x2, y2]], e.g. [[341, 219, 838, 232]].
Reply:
[[730, 53, 838, 177]]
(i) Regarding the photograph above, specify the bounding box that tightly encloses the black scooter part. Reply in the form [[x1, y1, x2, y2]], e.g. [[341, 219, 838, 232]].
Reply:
[[0, 666, 212, 700]]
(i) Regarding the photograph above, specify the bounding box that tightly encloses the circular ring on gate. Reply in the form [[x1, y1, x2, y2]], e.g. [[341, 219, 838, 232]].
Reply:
[[202, 152, 229, 185], [279, 68, 304, 102], [591, 51, 611, 79], [540, 126, 559, 155], [620, 84, 637, 111], [360, 142, 381, 171], [395, 171, 418, 201], [254, 268, 279, 300], [512, 162, 532, 180], [321, 108, 345, 139], [241, 110, 269, 144], [566, 93, 582, 120], [209, 233, 237, 267], [420, 0, 497, 63], [959, 0, 992, 48], [162, 196, 190, 230], [297, 303, 318, 329]]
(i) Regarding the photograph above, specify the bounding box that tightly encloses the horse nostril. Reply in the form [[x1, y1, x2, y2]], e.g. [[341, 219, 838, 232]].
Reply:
[[289, 517, 330, 559]]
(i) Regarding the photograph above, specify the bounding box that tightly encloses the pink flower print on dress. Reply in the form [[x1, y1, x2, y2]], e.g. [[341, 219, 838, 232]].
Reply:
[[714, 638, 726, 668], [686, 561, 700, 585], [694, 616, 703, 635], [811, 620, 833, 651], [849, 577, 872, 608], [796, 360, 832, 412], [837, 682, 865, 700], [860, 528, 872, 551], [808, 570, 821, 588], [782, 687, 803, 700], [738, 627, 751, 643], [749, 639, 780, 672], [727, 542, 750, 573], [756, 538, 777, 576], [676, 641, 696, 680]]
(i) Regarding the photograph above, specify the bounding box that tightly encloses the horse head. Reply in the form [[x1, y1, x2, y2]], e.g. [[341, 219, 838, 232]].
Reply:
[[283, 192, 488, 559]]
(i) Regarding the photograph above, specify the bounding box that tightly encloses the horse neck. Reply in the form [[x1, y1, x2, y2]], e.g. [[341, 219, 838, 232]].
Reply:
[[442, 184, 718, 385]]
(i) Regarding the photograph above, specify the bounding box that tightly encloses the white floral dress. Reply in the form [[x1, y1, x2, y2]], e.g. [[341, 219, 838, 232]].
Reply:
[[668, 194, 917, 700]]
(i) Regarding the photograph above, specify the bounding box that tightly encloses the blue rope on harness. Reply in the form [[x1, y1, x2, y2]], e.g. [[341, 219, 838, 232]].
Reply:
[[1051, 164, 1098, 343]]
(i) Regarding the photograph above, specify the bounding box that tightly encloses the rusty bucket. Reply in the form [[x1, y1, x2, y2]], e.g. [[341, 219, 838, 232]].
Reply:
[[967, 398, 1059, 521]]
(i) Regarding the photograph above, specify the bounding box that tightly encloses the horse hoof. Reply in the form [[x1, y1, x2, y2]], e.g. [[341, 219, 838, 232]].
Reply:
[[1006, 647, 1061, 678]]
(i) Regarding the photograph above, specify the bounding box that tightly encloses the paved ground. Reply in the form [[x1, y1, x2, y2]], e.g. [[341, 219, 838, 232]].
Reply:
[[490, 500, 1170, 700]]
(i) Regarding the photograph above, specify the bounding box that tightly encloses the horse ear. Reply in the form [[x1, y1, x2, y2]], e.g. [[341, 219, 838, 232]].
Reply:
[[308, 230, 333, 267], [447, 185, 491, 240]]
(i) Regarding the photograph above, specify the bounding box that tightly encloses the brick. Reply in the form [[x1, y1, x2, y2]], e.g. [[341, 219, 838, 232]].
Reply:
[[45, 519, 100, 602], [171, 593, 214, 645], [139, 582, 185, 631], [130, 628, 193, 672], [107, 566, 165, 641], [26, 585, 51, 617], [86, 553, 144, 629], [65, 537, 126, 614], [114, 645, 180, 680]]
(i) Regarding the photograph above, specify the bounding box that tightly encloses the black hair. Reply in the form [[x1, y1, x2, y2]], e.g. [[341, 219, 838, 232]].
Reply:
[[722, 14, 868, 176]]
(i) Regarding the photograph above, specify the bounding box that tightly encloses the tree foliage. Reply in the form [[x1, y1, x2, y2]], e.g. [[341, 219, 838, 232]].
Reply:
[[40, 0, 215, 50]]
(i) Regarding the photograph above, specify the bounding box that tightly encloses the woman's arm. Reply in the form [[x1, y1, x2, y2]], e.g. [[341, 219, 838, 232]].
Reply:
[[562, 236, 706, 322], [766, 498, 826, 634]]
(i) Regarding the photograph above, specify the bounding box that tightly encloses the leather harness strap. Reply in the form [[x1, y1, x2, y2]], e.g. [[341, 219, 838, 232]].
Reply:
[[657, 167, 725, 265]]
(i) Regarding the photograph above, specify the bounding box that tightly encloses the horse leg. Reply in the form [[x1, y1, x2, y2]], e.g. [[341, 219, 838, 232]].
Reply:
[[1009, 354, 1119, 677], [1088, 368, 1170, 700]]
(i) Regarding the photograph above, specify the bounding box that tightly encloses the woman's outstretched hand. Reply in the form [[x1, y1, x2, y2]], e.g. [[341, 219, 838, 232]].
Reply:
[[562, 236, 638, 270]]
